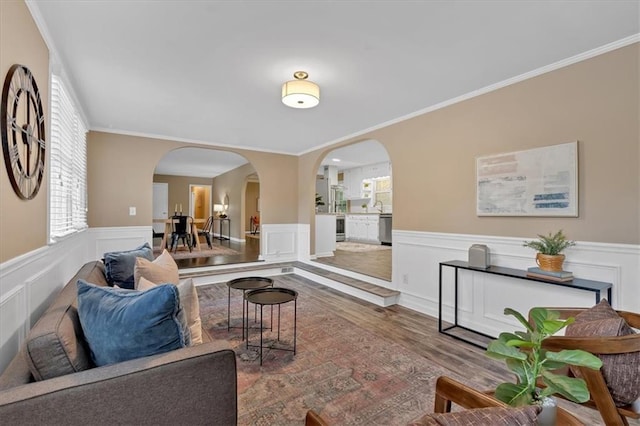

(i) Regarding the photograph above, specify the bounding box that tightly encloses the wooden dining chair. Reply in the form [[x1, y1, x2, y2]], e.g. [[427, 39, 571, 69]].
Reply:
[[537, 306, 640, 426]]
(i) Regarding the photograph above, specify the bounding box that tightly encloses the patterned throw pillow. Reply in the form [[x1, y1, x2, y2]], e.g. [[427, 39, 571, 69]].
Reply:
[[410, 405, 541, 426], [103, 243, 154, 289], [76, 280, 189, 366], [565, 299, 640, 406]]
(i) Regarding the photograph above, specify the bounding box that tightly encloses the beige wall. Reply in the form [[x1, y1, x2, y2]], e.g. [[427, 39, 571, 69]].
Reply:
[[2, 1, 637, 264], [245, 181, 260, 229], [212, 163, 256, 239], [153, 174, 213, 218], [0, 1, 50, 263], [87, 132, 299, 238], [301, 43, 640, 245]]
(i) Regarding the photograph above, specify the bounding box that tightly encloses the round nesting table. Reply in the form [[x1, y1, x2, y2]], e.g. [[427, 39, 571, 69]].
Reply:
[[245, 287, 298, 365], [226, 277, 273, 340]]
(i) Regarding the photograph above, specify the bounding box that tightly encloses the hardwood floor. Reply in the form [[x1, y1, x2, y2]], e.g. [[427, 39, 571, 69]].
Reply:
[[171, 234, 393, 285], [181, 238, 628, 425], [172, 235, 261, 269], [312, 243, 392, 281]]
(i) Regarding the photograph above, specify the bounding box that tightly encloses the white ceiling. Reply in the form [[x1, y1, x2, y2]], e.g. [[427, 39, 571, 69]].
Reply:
[[154, 148, 248, 178], [30, 1, 639, 176]]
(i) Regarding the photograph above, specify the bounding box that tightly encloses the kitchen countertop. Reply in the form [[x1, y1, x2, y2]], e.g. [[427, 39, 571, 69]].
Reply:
[[316, 212, 392, 215]]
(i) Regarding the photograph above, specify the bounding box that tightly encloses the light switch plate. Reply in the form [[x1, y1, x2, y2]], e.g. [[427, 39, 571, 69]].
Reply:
[[129, 207, 136, 216]]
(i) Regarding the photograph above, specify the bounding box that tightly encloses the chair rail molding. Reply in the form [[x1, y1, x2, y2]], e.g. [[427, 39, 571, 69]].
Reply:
[[392, 230, 639, 339]]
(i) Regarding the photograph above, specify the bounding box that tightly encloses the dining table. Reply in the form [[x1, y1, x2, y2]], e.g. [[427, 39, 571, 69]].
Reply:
[[154, 217, 204, 251]]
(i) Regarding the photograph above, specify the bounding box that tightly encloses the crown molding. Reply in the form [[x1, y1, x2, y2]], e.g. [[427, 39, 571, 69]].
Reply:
[[296, 34, 640, 157]]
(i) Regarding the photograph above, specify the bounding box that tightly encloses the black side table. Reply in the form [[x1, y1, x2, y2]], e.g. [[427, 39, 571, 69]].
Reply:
[[226, 277, 273, 340], [245, 287, 298, 365]]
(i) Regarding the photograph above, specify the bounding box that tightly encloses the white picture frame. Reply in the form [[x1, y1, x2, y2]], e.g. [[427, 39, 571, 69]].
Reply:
[[476, 141, 578, 217]]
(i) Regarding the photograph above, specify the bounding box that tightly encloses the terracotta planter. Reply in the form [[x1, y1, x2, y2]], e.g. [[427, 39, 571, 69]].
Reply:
[[536, 253, 565, 272]]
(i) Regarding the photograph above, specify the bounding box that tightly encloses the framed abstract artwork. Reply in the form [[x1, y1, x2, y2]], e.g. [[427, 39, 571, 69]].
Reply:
[[476, 141, 578, 217]]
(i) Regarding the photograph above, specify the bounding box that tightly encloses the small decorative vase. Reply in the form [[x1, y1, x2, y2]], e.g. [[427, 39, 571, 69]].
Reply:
[[536, 253, 565, 272], [536, 396, 557, 426]]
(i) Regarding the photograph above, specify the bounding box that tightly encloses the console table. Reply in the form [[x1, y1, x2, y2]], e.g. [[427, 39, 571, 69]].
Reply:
[[438, 260, 613, 349], [213, 218, 230, 240]]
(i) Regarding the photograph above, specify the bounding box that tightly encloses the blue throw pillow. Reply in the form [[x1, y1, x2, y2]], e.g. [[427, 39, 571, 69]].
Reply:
[[103, 243, 154, 289], [77, 280, 190, 367]]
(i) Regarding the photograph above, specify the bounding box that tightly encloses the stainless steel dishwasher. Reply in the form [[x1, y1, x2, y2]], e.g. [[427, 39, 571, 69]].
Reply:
[[379, 214, 392, 245]]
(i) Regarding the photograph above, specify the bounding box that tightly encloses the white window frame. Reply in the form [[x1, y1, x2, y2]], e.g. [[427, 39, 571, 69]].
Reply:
[[49, 75, 88, 241]]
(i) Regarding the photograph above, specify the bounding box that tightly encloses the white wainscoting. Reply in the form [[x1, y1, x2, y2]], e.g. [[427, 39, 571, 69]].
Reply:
[[392, 230, 640, 339], [260, 224, 309, 262], [3, 225, 637, 374], [0, 226, 151, 374], [0, 231, 92, 374]]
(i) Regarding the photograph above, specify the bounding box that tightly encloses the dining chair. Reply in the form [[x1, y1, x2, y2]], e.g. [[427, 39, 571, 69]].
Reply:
[[170, 215, 193, 253], [194, 216, 214, 249]]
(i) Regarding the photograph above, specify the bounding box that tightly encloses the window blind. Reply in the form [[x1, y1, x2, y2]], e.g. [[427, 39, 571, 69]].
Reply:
[[50, 75, 88, 240]]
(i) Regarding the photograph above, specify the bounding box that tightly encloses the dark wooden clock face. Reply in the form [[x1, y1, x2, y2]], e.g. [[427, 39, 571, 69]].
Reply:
[[1, 64, 46, 200]]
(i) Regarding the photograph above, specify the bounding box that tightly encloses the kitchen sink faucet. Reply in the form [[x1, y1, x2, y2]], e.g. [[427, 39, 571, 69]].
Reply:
[[374, 200, 383, 213]]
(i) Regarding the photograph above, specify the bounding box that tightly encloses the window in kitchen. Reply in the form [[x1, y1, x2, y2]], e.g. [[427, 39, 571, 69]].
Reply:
[[373, 177, 392, 210]]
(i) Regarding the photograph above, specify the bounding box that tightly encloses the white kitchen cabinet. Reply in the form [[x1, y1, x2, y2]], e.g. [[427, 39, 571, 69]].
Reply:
[[345, 214, 379, 243]]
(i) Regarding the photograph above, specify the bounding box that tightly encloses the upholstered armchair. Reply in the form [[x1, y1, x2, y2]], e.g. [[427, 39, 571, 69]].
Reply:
[[537, 304, 640, 426]]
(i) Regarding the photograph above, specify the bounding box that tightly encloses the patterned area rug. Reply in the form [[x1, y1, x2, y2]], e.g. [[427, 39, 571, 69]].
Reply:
[[337, 242, 391, 252], [153, 244, 239, 259], [198, 277, 462, 425]]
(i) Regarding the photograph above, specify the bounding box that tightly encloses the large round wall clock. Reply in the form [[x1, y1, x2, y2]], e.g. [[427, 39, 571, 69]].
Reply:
[[1, 64, 46, 200]]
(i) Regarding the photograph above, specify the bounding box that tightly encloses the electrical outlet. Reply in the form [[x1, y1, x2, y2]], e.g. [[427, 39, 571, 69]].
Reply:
[[129, 206, 136, 216], [402, 274, 409, 284]]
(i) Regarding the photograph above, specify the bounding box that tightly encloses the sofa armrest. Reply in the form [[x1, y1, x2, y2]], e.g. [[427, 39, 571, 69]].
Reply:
[[0, 342, 237, 425]]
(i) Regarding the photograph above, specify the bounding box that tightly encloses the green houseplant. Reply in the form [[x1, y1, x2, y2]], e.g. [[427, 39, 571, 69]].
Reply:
[[315, 193, 325, 212], [486, 307, 602, 410], [523, 230, 575, 272]]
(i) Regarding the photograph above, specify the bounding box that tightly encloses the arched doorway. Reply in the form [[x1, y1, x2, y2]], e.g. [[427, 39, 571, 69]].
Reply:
[[312, 140, 393, 281], [152, 147, 260, 266]]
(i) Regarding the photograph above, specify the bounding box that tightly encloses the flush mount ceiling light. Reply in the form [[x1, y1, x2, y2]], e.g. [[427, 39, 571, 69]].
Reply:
[[281, 71, 319, 109]]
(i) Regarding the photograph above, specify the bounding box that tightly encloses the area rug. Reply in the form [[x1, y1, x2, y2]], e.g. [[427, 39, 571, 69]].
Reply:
[[337, 242, 391, 252], [198, 277, 464, 425], [153, 244, 240, 259]]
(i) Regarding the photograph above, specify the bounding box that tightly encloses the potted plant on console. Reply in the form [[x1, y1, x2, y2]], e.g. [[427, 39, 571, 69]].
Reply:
[[523, 230, 575, 273], [486, 307, 602, 425]]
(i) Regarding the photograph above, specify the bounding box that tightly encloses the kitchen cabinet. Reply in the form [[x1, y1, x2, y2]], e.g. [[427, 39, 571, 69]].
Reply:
[[345, 214, 379, 243]]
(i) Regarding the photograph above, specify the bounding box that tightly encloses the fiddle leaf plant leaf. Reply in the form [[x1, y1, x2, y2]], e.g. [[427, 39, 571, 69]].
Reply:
[[494, 382, 533, 406], [486, 340, 527, 361], [505, 358, 530, 385], [486, 307, 599, 407], [529, 308, 550, 333], [545, 350, 603, 370], [541, 319, 571, 335], [541, 370, 591, 403], [504, 308, 533, 332]]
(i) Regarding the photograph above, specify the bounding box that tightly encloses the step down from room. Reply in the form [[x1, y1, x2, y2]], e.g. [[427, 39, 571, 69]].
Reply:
[[180, 261, 399, 307]]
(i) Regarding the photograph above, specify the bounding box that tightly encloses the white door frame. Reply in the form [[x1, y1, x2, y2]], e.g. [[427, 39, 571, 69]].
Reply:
[[152, 182, 169, 233], [189, 184, 212, 220]]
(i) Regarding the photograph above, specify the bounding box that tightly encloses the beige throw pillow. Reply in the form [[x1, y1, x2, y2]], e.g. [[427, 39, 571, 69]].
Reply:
[[138, 277, 203, 345], [134, 249, 179, 288]]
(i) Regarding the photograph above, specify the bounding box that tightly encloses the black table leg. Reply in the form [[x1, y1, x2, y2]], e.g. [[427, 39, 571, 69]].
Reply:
[[259, 305, 264, 365]]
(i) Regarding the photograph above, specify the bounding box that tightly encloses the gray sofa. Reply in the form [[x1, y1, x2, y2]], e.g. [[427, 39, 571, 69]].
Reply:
[[0, 261, 237, 425]]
